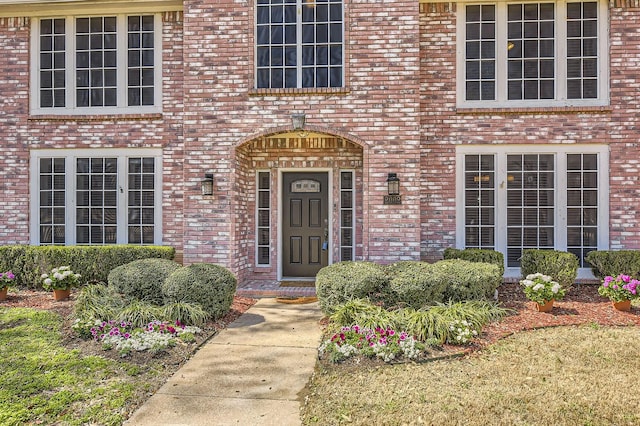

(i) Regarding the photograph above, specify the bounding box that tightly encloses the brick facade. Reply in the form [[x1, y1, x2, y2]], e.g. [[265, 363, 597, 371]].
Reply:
[[0, 1, 639, 282]]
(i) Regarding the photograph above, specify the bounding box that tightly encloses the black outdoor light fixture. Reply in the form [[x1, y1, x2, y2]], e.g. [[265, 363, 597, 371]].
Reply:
[[387, 173, 400, 195], [384, 173, 402, 205], [201, 173, 214, 196]]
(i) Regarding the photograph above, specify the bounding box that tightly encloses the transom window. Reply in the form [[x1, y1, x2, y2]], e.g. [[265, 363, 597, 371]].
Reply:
[[31, 14, 161, 115], [255, 0, 344, 89], [458, 1, 608, 107], [31, 149, 162, 245], [457, 146, 609, 277]]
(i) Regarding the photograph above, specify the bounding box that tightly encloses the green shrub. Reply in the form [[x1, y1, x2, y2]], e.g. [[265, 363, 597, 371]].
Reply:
[[162, 263, 236, 320], [520, 249, 578, 290], [585, 250, 640, 280], [433, 259, 502, 302], [386, 261, 446, 308], [74, 284, 126, 321], [443, 248, 505, 276], [116, 300, 164, 328], [315, 261, 389, 315], [108, 258, 182, 304], [161, 302, 209, 327], [0, 245, 175, 288]]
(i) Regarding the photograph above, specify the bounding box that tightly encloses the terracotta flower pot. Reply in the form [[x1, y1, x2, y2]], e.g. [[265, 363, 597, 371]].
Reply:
[[0, 287, 7, 301], [536, 299, 554, 312], [612, 299, 631, 312], [53, 288, 71, 301]]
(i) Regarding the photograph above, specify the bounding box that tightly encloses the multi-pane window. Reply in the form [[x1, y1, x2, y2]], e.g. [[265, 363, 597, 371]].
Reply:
[[256, 172, 271, 265], [39, 158, 66, 244], [464, 155, 495, 249], [127, 158, 156, 244], [457, 146, 608, 276], [566, 154, 598, 266], [32, 14, 160, 114], [255, 0, 343, 89], [459, 1, 607, 107], [506, 154, 555, 266], [507, 4, 555, 100], [31, 150, 162, 245], [566, 2, 598, 99], [465, 5, 496, 101], [340, 171, 355, 261], [76, 158, 118, 244]]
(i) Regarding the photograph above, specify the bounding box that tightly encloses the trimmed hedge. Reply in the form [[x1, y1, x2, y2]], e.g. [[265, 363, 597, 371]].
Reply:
[[435, 259, 502, 302], [316, 259, 502, 314], [585, 250, 640, 280], [0, 245, 175, 289], [316, 261, 389, 314], [520, 249, 578, 290], [443, 248, 505, 276], [162, 263, 237, 320], [386, 261, 446, 308], [108, 258, 182, 304]]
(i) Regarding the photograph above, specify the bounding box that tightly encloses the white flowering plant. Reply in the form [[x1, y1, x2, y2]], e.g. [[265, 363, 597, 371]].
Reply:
[[318, 325, 425, 363], [519, 273, 566, 304], [72, 318, 202, 356], [448, 319, 479, 345], [41, 266, 82, 290]]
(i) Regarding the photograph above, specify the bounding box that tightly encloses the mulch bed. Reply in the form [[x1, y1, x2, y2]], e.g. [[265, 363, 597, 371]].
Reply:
[[3, 283, 639, 362], [473, 281, 640, 351]]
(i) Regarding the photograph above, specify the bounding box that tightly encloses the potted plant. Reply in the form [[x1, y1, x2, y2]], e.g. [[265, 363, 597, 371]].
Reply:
[[0, 270, 15, 301], [520, 273, 566, 312], [41, 266, 82, 301], [598, 274, 639, 311]]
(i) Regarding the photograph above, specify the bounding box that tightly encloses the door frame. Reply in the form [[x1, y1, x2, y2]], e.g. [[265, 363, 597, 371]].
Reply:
[[278, 168, 334, 281]]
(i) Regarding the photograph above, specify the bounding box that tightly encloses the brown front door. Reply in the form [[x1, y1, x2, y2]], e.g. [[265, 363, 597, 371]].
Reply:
[[282, 172, 329, 277]]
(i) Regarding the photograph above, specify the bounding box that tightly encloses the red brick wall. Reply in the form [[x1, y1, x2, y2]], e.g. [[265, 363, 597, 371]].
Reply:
[[0, 13, 185, 252], [419, 3, 640, 262], [181, 0, 423, 274]]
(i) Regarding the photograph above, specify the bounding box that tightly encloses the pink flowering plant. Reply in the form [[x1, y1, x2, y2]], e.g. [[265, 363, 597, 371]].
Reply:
[[0, 271, 15, 289], [520, 273, 566, 304], [72, 318, 201, 356], [318, 325, 425, 363], [598, 274, 640, 302]]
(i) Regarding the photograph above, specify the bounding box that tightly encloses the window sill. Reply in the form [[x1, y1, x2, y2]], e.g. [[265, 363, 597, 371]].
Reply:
[[28, 113, 164, 122], [248, 87, 351, 97], [455, 105, 612, 115]]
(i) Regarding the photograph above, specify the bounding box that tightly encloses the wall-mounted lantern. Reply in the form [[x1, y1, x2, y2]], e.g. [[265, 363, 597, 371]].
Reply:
[[384, 173, 401, 205], [201, 173, 214, 196], [291, 113, 308, 137], [387, 173, 400, 195]]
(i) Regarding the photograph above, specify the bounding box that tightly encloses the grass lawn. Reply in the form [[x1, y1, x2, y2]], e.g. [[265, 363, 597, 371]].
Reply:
[[0, 307, 166, 426], [302, 324, 640, 425]]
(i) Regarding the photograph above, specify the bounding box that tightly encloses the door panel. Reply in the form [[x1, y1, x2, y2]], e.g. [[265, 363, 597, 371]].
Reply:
[[283, 172, 329, 277]]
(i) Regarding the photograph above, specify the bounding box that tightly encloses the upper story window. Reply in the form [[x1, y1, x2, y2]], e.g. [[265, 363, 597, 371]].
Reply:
[[457, 1, 608, 108], [255, 0, 343, 89], [31, 14, 162, 115]]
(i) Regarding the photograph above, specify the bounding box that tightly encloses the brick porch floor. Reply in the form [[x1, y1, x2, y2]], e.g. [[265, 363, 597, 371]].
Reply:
[[236, 280, 317, 298]]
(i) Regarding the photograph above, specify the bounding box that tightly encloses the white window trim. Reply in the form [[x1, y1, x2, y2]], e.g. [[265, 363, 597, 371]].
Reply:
[[339, 169, 356, 261], [30, 14, 163, 115], [30, 148, 163, 245], [455, 144, 609, 278], [255, 170, 271, 267], [456, 0, 610, 108]]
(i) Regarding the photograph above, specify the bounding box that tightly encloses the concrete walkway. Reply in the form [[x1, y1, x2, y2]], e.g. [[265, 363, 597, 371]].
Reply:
[[124, 299, 323, 426]]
